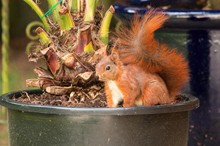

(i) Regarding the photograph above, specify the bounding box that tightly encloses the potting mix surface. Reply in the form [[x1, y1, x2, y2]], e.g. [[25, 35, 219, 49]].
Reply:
[[11, 88, 186, 108], [11, 85, 107, 108]]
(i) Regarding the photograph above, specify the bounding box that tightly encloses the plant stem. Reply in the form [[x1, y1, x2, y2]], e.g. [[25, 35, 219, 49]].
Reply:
[[26, 41, 37, 55], [36, 27, 52, 46], [84, 0, 99, 22], [1, 0, 9, 94], [76, 25, 95, 53], [80, 0, 84, 13], [24, 0, 50, 31], [26, 21, 44, 40], [84, 42, 95, 53], [77, 0, 81, 12], [59, 7, 75, 31], [47, 0, 61, 23], [70, 0, 78, 12], [98, 0, 115, 14], [99, 5, 115, 45]]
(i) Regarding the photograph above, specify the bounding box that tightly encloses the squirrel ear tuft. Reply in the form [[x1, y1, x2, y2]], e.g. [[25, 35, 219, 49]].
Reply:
[[110, 39, 120, 62], [110, 52, 119, 62]]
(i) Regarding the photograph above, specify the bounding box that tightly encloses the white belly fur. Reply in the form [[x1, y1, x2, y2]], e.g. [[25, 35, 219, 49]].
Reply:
[[107, 80, 124, 106], [135, 99, 143, 106]]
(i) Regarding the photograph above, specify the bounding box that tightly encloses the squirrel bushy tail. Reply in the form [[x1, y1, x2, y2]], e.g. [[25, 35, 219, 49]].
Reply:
[[115, 10, 189, 98]]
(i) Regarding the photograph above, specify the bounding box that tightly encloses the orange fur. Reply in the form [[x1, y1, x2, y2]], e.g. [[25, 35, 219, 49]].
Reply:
[[95, 10, 189, 107], [116, 10, 189, 98], [96, 55, 171, 107]]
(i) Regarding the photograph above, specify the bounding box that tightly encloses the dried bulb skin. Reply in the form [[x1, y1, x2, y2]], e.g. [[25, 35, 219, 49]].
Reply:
[[25, 1, 111, 95]]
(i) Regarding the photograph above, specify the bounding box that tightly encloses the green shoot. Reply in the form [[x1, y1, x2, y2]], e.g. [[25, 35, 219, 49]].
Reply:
[[59, 7, 75, 31], [47, 0, 61, 23], [24, 0, 50, 31], [70, 0, 78, 12], [80, 0, 84, 13], [36, 27, 52, 46], [84, 42, 94, 53], [76, 25, 95, 53], [77, 0, 81, 12], [26, 41, 37, 55], [84, 0, 99, 22], [26, 21, 44, 40], [99, 5, 115, 45]]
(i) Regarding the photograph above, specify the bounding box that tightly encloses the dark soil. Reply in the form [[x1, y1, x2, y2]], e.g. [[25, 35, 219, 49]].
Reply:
[[11, 89, 189, 108], [12, 87, 107, 108]]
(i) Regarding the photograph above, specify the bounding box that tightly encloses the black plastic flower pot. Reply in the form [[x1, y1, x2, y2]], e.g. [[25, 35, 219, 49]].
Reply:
[[0, 90, 198, 146]]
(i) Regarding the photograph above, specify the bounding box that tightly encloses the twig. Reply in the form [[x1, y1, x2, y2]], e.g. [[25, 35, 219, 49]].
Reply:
[[82, 91, 91, 99], [72, 53, 94, 71], [23, 91, 31, 101]]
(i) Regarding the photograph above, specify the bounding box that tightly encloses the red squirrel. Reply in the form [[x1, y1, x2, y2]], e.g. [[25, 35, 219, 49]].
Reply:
[[95, 10, 189, 107]]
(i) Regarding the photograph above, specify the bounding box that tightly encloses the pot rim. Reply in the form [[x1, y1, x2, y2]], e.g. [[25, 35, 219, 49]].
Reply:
[[0, 89, 199, 116], [113, 4, 220, 30]]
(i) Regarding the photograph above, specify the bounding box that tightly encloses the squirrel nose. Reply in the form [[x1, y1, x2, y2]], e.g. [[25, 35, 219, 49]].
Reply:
[[96, 75, 103, 81], [95, 73, 100, 80]]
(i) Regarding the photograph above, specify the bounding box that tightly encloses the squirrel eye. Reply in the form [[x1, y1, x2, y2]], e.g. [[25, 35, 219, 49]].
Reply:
[[105, 65, 111, 71]]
